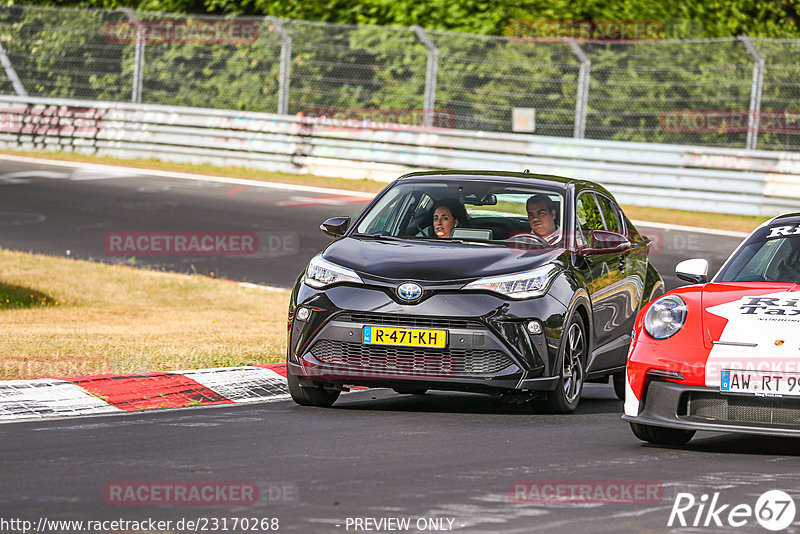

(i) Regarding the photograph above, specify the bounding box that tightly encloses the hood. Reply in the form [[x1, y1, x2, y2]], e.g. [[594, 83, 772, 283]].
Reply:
[[701, 282, 800, 350], [323, 236, 563, 282]]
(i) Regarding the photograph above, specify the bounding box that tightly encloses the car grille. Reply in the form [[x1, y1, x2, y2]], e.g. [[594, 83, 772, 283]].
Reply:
[[335, 312, 482, 330], [683, 392, 800, 427], [309, 339, 512, 376]]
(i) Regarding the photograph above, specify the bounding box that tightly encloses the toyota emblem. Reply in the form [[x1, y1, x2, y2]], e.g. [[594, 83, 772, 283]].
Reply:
[[397, 282, 423, 301]]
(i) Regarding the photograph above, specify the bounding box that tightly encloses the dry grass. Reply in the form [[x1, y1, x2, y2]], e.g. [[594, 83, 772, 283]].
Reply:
[[622, 205, 766, 234], [1, 149, 770, 233], [0, 248, 289, 380]]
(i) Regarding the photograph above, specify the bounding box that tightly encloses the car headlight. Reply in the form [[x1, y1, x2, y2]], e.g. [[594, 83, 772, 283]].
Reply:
[[644, 295, 687, 339], [462, 265, 558, 299], [304, 254, 363, 288]]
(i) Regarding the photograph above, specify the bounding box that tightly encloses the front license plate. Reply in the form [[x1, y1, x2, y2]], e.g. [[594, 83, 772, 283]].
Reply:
[[362, 326, 447, 348], [720, 369, 800, 397]]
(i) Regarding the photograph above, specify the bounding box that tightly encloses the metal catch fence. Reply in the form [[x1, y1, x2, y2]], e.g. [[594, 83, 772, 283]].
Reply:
[[1, 4, 800, 152]]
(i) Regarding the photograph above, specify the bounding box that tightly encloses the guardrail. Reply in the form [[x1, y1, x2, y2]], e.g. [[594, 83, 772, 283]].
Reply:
[[1, 95, 799, 217]]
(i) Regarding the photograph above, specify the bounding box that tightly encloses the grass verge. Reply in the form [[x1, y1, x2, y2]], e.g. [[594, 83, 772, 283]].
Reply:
[[0, 248, 289, 380], [0, 149, 769, 233]]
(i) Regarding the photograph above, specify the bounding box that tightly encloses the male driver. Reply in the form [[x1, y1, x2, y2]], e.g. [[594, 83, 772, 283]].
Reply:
[[525, 194, 561, 245]]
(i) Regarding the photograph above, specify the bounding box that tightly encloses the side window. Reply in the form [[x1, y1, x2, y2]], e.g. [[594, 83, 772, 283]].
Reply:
[[402, 193, 434, 235], [365, 197, 401, 234], [595, 195, 621, 233], [414, 194, 434, 219], [575, 193, 604, 246]]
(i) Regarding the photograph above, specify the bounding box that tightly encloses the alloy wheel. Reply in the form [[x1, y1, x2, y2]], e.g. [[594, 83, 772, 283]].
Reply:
[[562, 322, 585, 403]]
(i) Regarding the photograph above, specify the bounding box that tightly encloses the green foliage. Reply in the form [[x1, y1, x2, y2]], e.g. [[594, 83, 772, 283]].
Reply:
[[0, 6, 130, 100], [0, 282, 57, 309], [2, 1, 800, 151], [12, 0, 800, 38]]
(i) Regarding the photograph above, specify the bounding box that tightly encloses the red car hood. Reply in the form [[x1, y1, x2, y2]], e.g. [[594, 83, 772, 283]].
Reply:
[[701, 282, 800, 349], [698, 282, 800, 387]]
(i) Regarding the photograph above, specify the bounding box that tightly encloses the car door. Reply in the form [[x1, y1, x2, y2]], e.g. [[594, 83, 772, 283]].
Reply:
[[574, 192, 631, 373], [595, 194, 646, 348]]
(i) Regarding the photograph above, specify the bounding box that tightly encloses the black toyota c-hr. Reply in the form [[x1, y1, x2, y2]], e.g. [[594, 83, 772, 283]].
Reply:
[[286, 171, 664, 412]]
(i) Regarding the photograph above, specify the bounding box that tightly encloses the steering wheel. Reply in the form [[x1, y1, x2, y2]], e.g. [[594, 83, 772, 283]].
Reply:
[[404, 210, 434, 237], [406, 220, 427, 236], [507, 232, 548, 249]]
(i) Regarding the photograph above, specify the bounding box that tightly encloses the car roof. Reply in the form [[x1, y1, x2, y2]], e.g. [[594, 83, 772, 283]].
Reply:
[[766, 212, 800, 225], [395, 170, 615, 197]]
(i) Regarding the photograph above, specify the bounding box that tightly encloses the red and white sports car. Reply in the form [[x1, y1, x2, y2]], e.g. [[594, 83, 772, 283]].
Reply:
[[624, 213, 800, 445]]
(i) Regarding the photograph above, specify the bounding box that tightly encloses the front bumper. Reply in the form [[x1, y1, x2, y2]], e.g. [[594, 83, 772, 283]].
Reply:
[[287, 283, 570, 394], [623, 380, 800, 437]]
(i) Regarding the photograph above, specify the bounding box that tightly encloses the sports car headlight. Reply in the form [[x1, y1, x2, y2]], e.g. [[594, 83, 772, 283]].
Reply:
[[644, 295, 687, 339], [462, 265, 558, 299], [304, 254, 363, 288]]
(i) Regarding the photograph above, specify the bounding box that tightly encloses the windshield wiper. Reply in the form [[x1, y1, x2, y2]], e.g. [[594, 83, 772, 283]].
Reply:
[[351, 232, 401, 240]]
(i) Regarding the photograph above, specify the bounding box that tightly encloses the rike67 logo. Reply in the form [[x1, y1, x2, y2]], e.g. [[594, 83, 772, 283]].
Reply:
[[669, 490, 796, 531]]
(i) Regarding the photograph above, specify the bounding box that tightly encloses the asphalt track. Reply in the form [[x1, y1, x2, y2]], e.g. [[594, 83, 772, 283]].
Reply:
[[3, 157, 797, 534], [0, 156, 742, 291], [3, 387, 800, 533]]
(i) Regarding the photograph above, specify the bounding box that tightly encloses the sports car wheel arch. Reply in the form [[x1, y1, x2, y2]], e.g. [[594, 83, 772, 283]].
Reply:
[[629, 421, 695, 446]]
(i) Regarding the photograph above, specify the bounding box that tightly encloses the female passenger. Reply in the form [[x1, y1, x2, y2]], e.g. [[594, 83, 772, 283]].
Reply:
[[432, 199, 468, 239]]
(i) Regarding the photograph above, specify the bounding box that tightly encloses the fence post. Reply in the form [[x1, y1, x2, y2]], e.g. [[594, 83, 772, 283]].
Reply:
[[738, 35, 764, 151], [412, 26, 438, 127], [569, 42, 590, 139], [0, 43, 27, 96], [268, 17, 292, 115], [121, 8, 145, 104]]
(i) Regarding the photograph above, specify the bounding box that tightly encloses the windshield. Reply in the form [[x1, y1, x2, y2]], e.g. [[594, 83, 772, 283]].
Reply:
[[716, 224, 800, 283], [354, 181, 565, 247]]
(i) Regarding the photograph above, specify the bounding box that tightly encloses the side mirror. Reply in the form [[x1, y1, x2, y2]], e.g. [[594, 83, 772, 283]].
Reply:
[[676, 258, 709, 284], [583, 230, 631, 254], [320, 216, 350, 238]]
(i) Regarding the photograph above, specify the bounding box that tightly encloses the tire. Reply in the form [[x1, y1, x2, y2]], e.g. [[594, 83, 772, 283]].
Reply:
[[545, 314, 587, 414], [613, 372, 626, 401], [393, 388, 427, 395], [629, 422, 695, 445], [287, 364, 340, 407]]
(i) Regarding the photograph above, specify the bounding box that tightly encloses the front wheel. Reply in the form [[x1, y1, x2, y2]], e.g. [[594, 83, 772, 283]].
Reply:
[[545, 314, 587, 413], [287, 364, 340, 407], [629, 422, 695, 445]]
